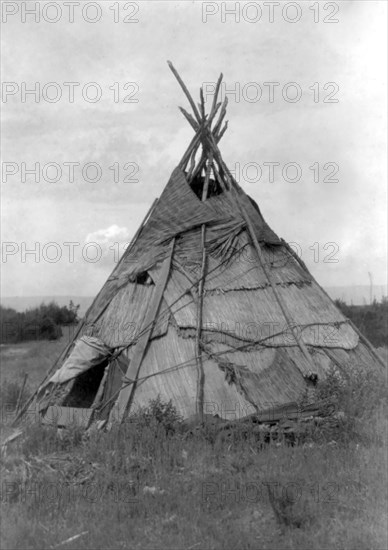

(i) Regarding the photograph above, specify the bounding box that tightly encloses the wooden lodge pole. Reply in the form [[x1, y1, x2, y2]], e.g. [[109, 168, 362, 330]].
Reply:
[[110, 239, 175, 424], [238, 204, 316, 372], [195, 152, 214, 422]]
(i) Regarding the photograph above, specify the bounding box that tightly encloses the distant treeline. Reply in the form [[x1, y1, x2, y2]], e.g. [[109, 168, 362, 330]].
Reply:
[[334, 297, 387, 348], [0, 301, 80, 344]]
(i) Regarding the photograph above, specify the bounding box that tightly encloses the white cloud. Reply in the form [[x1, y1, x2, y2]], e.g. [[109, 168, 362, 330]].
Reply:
[[85, 224, 130, 246], [84, 225, 131, 270]]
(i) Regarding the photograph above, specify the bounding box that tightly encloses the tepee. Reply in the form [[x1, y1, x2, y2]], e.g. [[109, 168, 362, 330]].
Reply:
[[23, 62, 384, 428]]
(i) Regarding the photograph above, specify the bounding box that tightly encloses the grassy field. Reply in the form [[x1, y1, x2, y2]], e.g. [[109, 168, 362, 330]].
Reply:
[[0, 332, 387, 550]]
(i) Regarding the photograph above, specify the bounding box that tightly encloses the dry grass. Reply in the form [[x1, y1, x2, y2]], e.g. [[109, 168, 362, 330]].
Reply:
[[0, 326, 76, 387], [0, 339, 387, 550]]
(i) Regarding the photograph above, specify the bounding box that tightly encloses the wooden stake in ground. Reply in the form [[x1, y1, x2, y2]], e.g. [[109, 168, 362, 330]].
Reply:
[[15, 373, 28, 415]]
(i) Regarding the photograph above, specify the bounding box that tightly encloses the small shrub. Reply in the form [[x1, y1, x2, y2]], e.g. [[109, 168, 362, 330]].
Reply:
[[316, 363, 386, 417], [312, 362, 387, 443], [128, 396, 183, 434]]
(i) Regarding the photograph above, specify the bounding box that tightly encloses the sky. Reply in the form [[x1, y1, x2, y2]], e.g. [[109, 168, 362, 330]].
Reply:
[[1, 0, 387, 298]]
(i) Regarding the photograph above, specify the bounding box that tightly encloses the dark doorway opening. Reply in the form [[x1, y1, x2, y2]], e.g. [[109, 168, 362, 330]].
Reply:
[[62, 360, 108, 408]]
